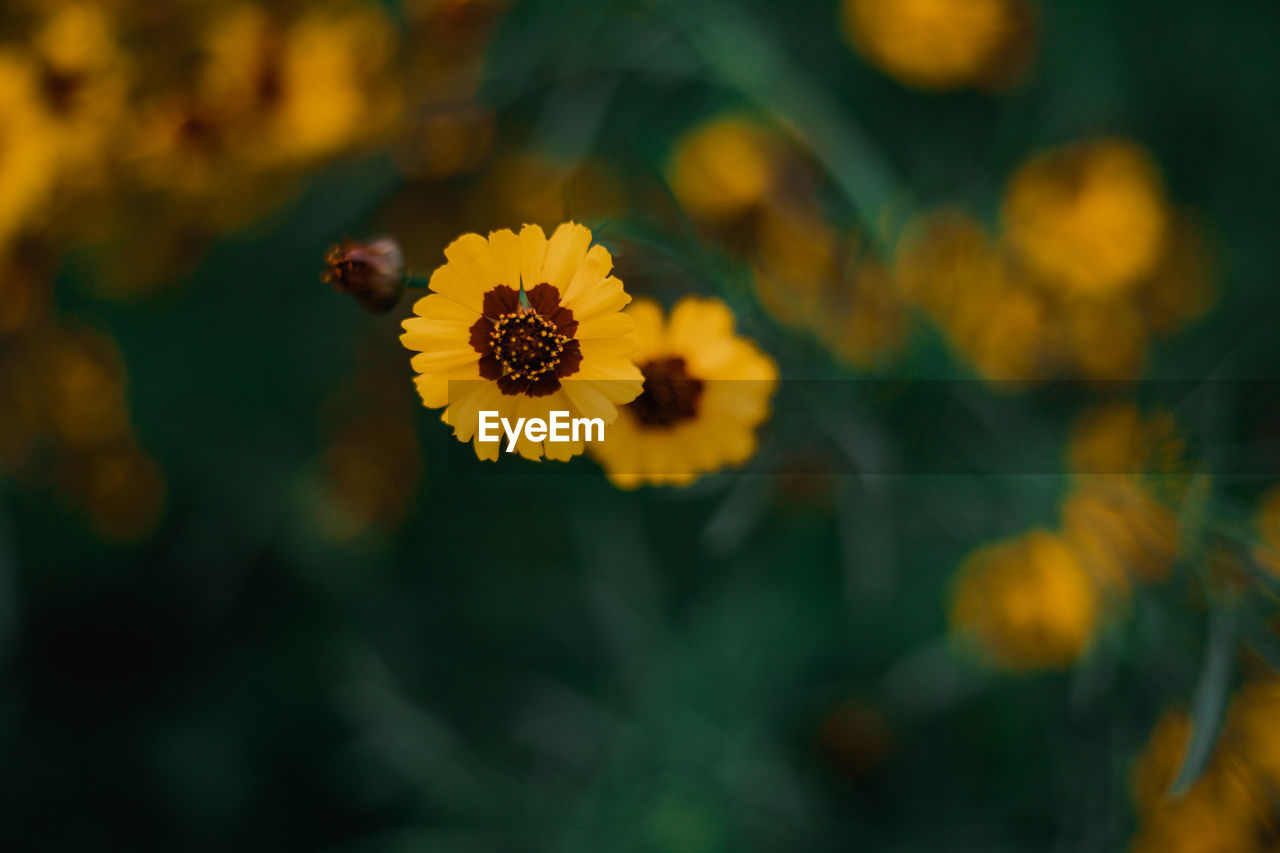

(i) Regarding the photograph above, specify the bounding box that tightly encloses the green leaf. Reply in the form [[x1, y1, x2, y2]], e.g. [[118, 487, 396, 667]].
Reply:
[[1168, 608, 1235, 796]]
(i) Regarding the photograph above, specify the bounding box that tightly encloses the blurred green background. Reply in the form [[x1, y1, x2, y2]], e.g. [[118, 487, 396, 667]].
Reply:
[[3, 0, 1280, 850]]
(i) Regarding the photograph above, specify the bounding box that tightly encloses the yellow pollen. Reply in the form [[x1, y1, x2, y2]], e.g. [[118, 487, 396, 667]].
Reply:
[[489, 308, 571, 381]]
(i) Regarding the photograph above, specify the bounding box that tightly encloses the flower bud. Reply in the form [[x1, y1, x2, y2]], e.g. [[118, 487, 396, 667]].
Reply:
[[322, 238, 406, 314]]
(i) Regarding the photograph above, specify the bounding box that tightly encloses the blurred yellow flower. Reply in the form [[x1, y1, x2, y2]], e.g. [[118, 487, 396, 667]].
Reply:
[[754, 208, 906, 370], [1226, 679, 1280, 791], [950, 530, 1099, 670], [947, 268, 1054, 383], [31, 2, 130, 178], [753, 204, 839, 329], [270, 7, 400, 163], [1067, 402, 1187, 488], [400, 223, 643, 461], [895, 210, 1055, 382], [1129, 790, 1263, 853], [1064, 403, 1192, 572], [201, 4, 400, 167], [1062, 480, 1178, 593], [1067, 402, 1149, 476], [1130, 708, 1270, 853], [842, 0, 1034, 91], [899, 196, 1211, 385], [1061, 297, 1149, 380], [820, 257, 908, 370], [127, 97, 293, 233], [1002, 139, 1169, 298], [0, 53, 59, 246], [668, 116, 776, 225], [895, 210, 997, 325], [591, 296, 778, 488]]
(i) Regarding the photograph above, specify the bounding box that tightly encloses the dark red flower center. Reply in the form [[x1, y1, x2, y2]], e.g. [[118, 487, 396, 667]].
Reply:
[[630, 357, 703, 428], [470, 283, 581, 397], [489, 310, 570, 383]]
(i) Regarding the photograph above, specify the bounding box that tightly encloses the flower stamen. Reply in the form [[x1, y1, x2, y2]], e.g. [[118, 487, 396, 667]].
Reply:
[[489, 307, 572, 382]]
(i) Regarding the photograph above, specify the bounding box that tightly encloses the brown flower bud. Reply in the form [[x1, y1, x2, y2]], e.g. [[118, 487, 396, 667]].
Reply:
[[322, 238, 406, 314]]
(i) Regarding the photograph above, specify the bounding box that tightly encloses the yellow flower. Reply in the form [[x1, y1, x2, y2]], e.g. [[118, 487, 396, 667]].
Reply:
[[201, 4, 400, 167], [950, 530, 1099, 670], [753, 204, 840, 329], [818, 257, 908, 370], [897, 204, 1204, 384], [668, 116, 776, 225], [895, 210, 998, 325], [1226, 679, 1280, 790], [590, 296, 778, 489], [949, 275, 1054, 384], [895, 210, 1054, 383], [1130, 791, 1262, 853], [1066, 403, 1188, 498], [1129, 709, 1268, 853], [31, 2, 130, 178], [753, 209, 906, 370], [1061, 296, 1149, 380], [269, 7, 401, 163], [1062, 480, 1178, 594], [1002, 139, 1169, 297], [842, 0, 1033, 91], [400, 223, 644, 461], [0, 53, 59, 246], [1067, 402, 1149, 476]]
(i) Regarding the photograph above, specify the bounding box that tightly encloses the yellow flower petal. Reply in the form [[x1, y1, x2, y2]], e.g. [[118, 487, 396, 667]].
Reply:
[[443, 232, 501, 291], [560, 243, 614, 308], [626, 299, 667, 357], [409, 348, 479, 373], [565, 276, 630, 322], [541, 222, 593, 290], [486, 228, 522, 288], [560, 380, 619, 425], [517, 223, 548, 290], [427, 263, 485, 313], [575, 312, 636, 343]]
